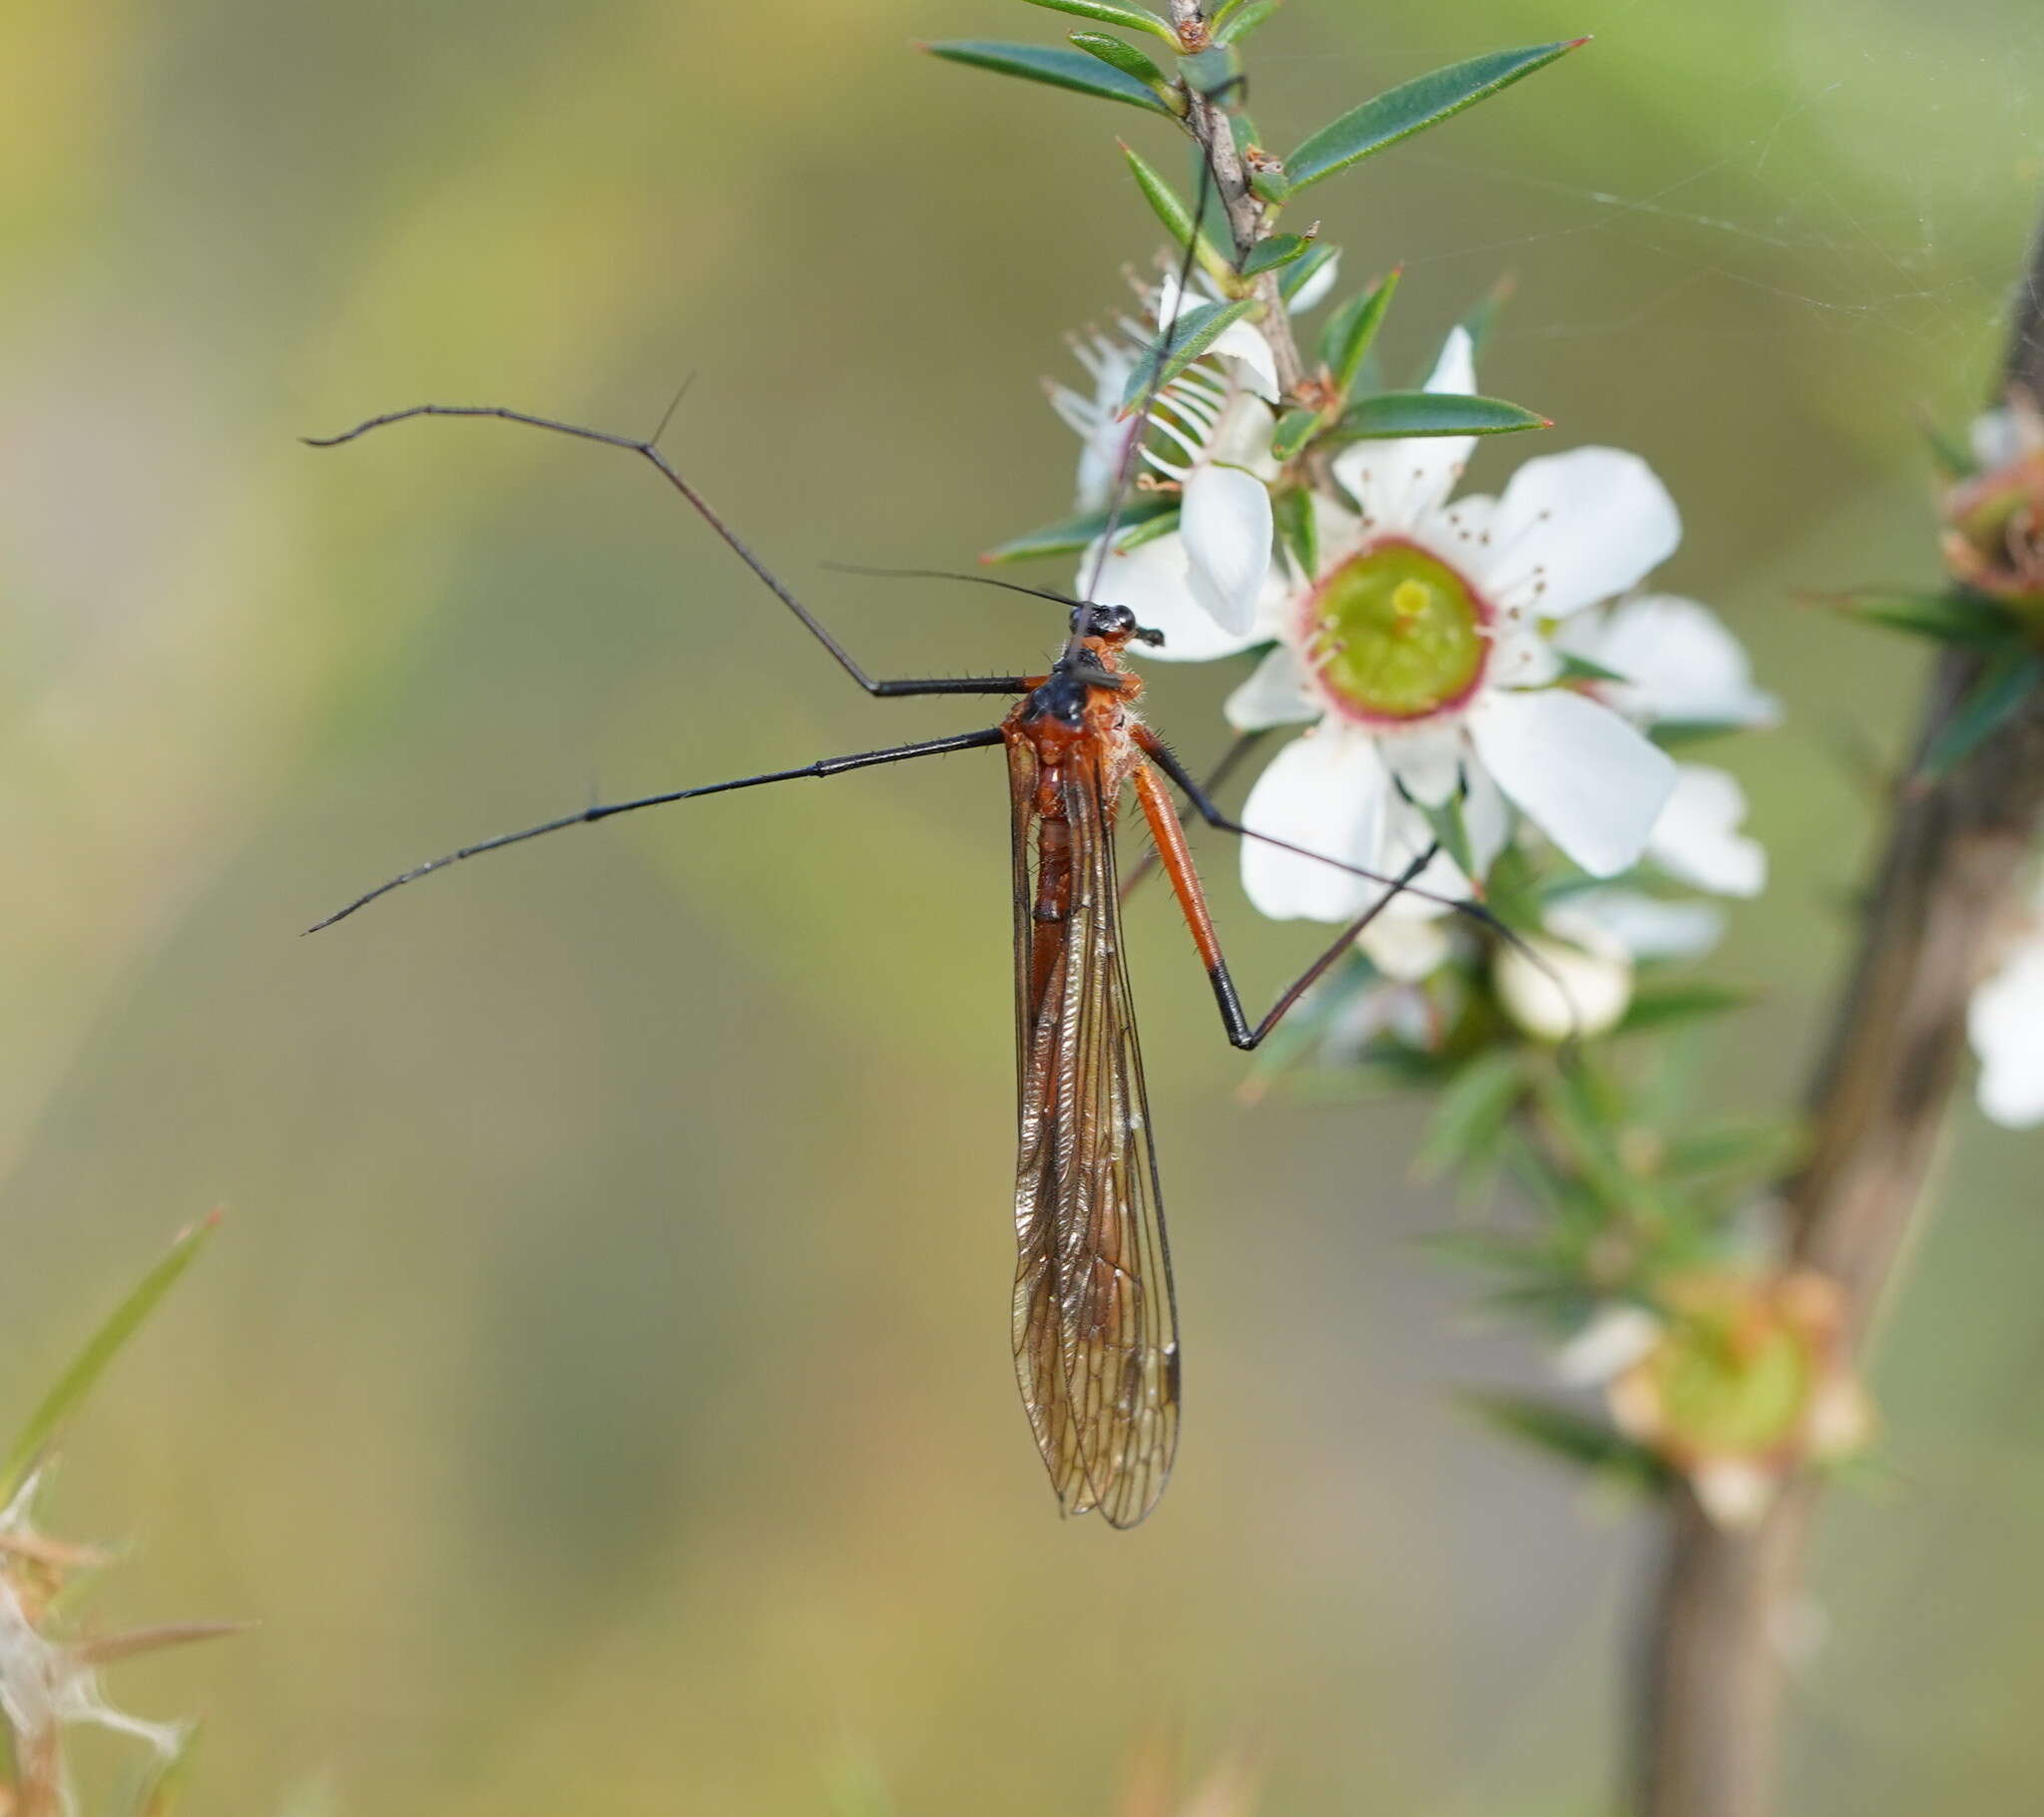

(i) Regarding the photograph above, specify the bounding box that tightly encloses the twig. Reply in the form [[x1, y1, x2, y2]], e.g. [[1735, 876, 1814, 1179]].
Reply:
[[1168, 0, 1307, 396], [1631, 197, 2044, 1817]]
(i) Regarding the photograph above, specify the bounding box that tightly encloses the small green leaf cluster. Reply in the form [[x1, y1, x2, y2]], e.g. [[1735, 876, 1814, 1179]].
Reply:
[[1820, 410, 2044, 784]]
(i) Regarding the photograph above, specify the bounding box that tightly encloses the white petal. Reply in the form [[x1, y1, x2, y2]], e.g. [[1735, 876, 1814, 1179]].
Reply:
[[1569, 594, 1780, 728], [1969, 939, 2044, 1127], [1484, 447, 1682, 618], [1971, 405, 2022, 470], [1379, 721, 1466, 807], [1215, 322, 1281, 402], [1467, 688, 1677, 877], [1690, 1460, 1780, 1532], [1181, 464, 1273, 635], [1566, 888, 1726, 962], [1489, 623, 1563, 688], [1306, 488, 1363, 565], [1554, 1304, 1663, 1387], [1285, 249, 1340, 314], [1327, 326, 1479, 533], [1240, 728, 1393, 922], [1649, 765, 1767, 897], [1357, 913, 1451, 983], [1205, 391, 1279, 476], [1081, 531, 1258, 664], [1226, 645, 1319, 731]]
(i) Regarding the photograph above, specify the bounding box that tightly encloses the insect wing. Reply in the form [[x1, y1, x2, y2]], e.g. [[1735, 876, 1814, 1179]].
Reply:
[[1009, 738, 1181, 1527]]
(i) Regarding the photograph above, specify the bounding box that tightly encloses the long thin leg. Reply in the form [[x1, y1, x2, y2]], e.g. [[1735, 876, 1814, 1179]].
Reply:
[[1130, 762, 1435, 1051], [1133, 732, 1572, 1039], [1119, 728, 1268, 904], [303, 405, 1031, 698], [308, 726, 1006, 933]]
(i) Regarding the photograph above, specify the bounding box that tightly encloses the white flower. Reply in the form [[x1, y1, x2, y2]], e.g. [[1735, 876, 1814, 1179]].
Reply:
[[1093, 327, 1684, 918], [1968, 877, 2044, 1128], [1051, 271, 1299, 636]]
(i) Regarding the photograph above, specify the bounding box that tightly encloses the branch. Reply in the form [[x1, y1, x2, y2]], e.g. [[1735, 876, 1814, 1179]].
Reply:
[[1632, 198, 2044, 1817], [1167, 0, 1307, 396]]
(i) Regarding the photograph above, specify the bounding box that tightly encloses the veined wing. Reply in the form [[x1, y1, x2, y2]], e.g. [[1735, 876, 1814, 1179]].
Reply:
[[1009, 736, 1181, 1528]]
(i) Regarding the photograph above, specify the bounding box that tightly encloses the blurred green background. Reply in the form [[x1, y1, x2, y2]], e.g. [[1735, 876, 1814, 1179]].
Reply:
[[3, 0, 2041, 1810]]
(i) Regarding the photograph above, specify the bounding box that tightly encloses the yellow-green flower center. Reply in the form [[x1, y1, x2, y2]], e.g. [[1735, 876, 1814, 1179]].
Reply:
[[1303, 540, 1489, 723], [1651, 1313, 1811, 1456]]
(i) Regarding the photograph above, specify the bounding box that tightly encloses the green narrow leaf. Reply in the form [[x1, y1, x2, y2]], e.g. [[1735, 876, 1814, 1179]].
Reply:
[[981, 496, 1176, 565], [1416, 1050, 1527, 1177], [1118, 297, 1262, 413], [1071, 32, 1180, 111], [1283, 40, 1589, 195], [1417, 1228, 1556, 1275], [920, 40, 1175, 115], [1462, 1393, 1667, 1480], [1919, 416, 1977, 480], [1412, 789, 1478, 885], [1916, 647, 2044, 783], [1660, 1120, 1804, 1185], [1554, 651, 1629, 686], [1278, 239, 1339, 305], [1272, 484, 1316, 575], [1120, 143, 1231, 279], [1649, 717, 1761, 748], [1214, 0, 1283, 45], [1327, 391, 1549, 442], [1114, 507, 1183, 552], [1020, 0, 1178, 42], [1820, 589, 2014, 650], [1240, 232, 1314, 278], [1177, 45, 1243, 103], [1616, 981, 1750, 1034], [1318, 267, 1401, 395], [1270, 407, 1322, 465], [1459, 273, 1516, 358], [4, 1215, 220, 1500]]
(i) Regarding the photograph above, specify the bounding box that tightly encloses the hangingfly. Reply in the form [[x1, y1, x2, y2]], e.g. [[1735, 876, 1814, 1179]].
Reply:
[[303, 394, 1495, 1525]]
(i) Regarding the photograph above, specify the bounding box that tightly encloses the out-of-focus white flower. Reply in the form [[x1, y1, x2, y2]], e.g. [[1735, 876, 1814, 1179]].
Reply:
[[1563, 887, 1727, 963], [1606, 1268, 1874, 1532], [1493, 906, 1635, 1042], [1968, 876, 2044, 1128], [1092, 327, 1683, 918], [0, 1480, 189, 1808]]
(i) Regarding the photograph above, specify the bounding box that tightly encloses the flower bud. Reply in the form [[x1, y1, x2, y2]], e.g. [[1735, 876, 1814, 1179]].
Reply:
[[1493, 912, 1633, 1042]]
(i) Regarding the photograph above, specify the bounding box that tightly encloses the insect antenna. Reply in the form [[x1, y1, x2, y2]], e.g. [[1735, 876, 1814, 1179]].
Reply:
[[1072, 75, 1244, 639], [820, 562, 1087, 611]]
